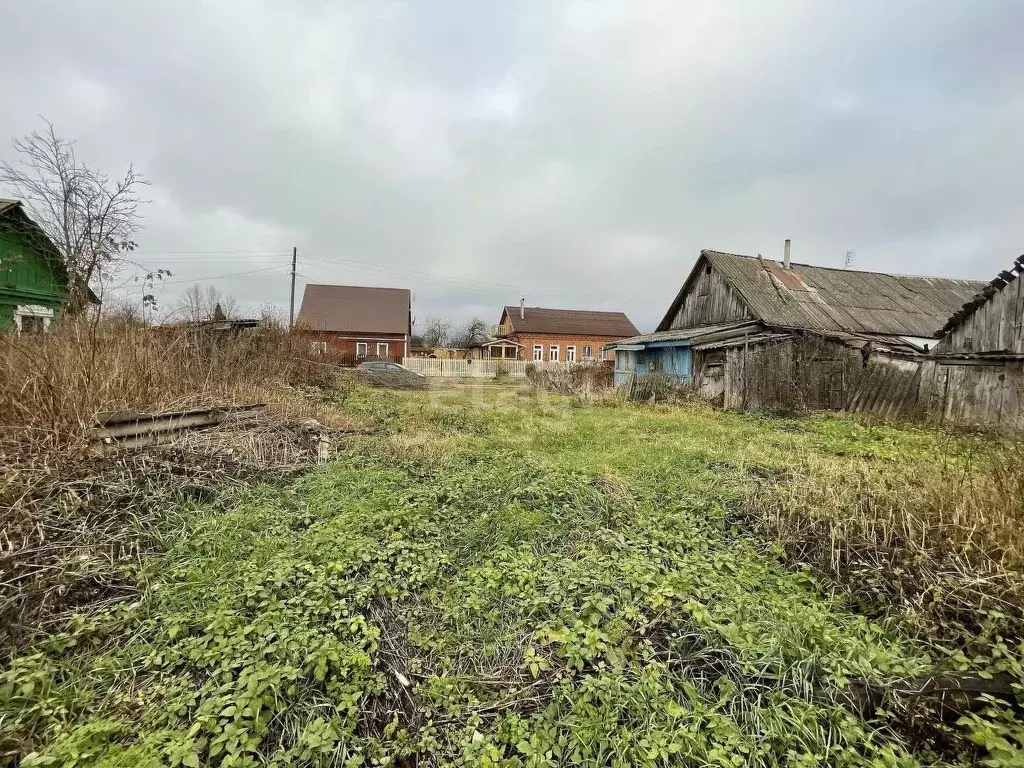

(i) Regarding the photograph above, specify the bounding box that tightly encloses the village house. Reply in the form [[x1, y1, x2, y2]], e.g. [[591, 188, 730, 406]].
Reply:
[[296, 284, 411, 363], [486, 302, 639, 363], [607, 245, 986, 410], [0, 199, 98, 331]]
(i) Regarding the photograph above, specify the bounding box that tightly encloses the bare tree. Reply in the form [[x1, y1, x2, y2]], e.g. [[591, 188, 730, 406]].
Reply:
[[0, 119, 149, 313], [452, 317, 491, 348], [174, 283, 239, 322], [421, 316, 453, 348]]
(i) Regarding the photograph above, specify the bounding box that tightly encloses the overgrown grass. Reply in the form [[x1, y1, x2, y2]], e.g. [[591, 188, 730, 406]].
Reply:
[[2, 384, 1022, 766]]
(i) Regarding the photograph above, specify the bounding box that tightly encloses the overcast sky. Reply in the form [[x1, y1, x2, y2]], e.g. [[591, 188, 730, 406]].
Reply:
[[2, 1, 1022, 331]]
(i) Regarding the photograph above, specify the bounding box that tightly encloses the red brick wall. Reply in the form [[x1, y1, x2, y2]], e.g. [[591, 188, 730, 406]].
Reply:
[[507, 333, 624, 362], [301, 331, 408, 364]]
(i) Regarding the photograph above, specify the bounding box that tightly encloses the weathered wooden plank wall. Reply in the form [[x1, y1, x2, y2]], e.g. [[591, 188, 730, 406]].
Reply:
[[669, 265, 753, 330], [722, 337, 864, 413], [847, 356, 1024, 432], [718, 338, 1024, 432], [938, 269, 1024, 354]]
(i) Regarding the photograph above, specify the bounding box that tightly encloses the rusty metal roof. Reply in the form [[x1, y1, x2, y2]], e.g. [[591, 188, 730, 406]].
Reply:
[[704, 251, 985, 337], [502, 306, 639, 337], [297, 284, 411, 334], [657, 250, 986, 338], [607, 319, 923, 356], [604, 322, 759, 348]]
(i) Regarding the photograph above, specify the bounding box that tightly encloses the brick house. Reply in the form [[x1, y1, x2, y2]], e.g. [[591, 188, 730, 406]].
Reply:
[[488, 304, 640, 363], [296, 284, 411, 363]]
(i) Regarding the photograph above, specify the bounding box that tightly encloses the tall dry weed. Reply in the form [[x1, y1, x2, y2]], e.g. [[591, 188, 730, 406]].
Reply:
[[0, 318, 334, 452], [745, 438, 1024, 648]]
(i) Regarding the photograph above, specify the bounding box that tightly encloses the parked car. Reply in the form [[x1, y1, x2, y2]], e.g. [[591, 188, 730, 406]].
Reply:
[[353, 361, 427, 389]]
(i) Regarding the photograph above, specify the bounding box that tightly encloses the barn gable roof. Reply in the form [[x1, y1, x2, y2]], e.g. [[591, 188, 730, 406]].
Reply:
[[937, 254, 1024, 337], [657, 250, 985, 338]]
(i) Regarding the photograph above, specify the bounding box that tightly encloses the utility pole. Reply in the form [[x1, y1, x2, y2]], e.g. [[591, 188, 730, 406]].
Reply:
[[289, 246, 297, 331]]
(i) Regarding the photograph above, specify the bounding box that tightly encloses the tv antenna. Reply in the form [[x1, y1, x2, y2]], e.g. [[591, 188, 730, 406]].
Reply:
[[842, 250, 855, 269]]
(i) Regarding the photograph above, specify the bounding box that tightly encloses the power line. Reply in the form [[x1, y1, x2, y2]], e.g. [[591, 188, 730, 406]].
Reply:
[[299, 253, 568, 297], [121, 248, 569, 295], [130, 249, 291, 256], [109, 264, 289, 291]]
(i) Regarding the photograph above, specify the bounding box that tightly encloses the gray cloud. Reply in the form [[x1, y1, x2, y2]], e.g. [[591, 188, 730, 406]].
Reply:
[[1, 0, 1022, 331]]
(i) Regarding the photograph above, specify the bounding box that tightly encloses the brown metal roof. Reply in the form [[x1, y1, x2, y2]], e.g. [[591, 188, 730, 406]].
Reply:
[[658, 250, 986, 338], [297, 284, 411, 334], [502, 306, 639, 337], [0, 198, 20, 214]]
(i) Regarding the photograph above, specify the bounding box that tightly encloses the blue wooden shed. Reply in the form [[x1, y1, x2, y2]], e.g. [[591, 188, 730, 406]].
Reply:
[[607, 324, 758, 387]]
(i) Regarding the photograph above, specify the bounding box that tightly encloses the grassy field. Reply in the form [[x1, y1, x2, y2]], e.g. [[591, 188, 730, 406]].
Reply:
[[2, 383, 1021, 767]]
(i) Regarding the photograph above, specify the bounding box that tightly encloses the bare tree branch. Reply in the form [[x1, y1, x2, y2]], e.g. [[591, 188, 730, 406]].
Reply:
[[0, 118, 149, 314]]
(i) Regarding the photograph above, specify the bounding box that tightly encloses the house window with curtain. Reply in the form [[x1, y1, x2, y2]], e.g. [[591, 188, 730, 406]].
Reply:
[[566, 346, 576, 363], [377, 342, 389, 358], [549, 345, 559, 362], [582, 345, 592, 359], [356, 342, 368, 358]]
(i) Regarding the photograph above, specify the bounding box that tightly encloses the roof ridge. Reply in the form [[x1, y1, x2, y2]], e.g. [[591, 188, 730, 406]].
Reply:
[[305, 283, 410, 292], [504, 305, 629, 315]]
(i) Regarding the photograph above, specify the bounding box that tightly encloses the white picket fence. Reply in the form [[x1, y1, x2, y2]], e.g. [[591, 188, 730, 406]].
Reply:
[[402, 357, 572, 378]]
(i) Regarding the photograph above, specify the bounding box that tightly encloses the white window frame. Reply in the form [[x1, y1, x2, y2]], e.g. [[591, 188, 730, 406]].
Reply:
[[549, 345, 559, 362], [356, 342, 368, 358], [311, 341, 327, 355], [14, 304, 54, 333], [582, 345, 592, 359], [566, 345, 576, 363], [533, 345, 543, 361], [377, 342, 389, 358]]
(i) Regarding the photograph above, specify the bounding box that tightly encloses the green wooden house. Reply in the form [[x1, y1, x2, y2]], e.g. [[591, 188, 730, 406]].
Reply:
[[0, 198, 97, 331]]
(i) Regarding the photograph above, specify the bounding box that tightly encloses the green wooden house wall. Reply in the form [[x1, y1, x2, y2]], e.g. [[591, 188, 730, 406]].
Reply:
[[0, 200, 68, 330]]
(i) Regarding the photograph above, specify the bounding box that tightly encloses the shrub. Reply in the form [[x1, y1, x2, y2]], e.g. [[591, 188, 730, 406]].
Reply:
[[526, 361, 613, 398]]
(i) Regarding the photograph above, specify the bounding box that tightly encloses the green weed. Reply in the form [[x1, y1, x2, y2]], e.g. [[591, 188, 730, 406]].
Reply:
[[1, 385, 1019, 767]]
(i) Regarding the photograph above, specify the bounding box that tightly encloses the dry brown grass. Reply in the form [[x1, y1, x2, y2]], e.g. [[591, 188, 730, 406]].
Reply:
[[0, 318, 346, 452], [745, 438, 1024, 650]]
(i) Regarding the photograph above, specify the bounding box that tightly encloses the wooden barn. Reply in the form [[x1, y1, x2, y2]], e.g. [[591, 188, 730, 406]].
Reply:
[[607, 246, 986, 411], [845, 255, 1024, 430]]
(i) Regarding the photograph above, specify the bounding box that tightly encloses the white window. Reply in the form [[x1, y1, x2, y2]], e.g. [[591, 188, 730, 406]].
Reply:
[[533, 345, 543, 361], [582, 345, 592, 359], [14, 304, 54, 334], [549, 345, 559, 362], [566, 345, 576, 363], [311, 341, 327, 355], [356, 342, 368, 358], [377, 342, 389, 358]]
